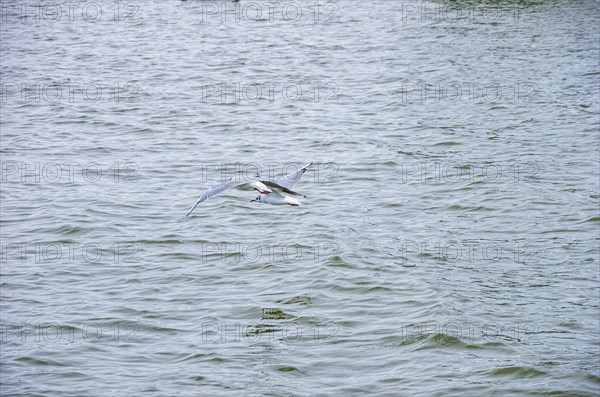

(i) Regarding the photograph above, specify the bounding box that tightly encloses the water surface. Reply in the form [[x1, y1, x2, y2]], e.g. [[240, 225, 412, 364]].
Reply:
[[1, 1, 599, 396]]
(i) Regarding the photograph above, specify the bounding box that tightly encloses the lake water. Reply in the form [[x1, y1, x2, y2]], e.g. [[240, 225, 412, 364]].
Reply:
[[1, 0, 599, 396]]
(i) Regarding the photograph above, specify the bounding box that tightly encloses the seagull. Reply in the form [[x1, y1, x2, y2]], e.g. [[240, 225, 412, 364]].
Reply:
[[186, 162, 313, 216]]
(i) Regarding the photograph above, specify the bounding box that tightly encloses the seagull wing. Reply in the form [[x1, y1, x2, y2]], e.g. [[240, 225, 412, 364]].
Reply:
[[277, 162, 313, 190], [268, 189, 286, 198], [186, 178, 247, 216], [260, 181, 306, 197]]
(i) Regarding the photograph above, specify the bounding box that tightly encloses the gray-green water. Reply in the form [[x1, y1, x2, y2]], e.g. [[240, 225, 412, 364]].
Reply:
[[1, 0, 599, 395]]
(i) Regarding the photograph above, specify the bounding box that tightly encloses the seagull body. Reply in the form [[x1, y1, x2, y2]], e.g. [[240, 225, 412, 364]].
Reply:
[[186, 162, 312, 216], [251, 190, 301, 206]]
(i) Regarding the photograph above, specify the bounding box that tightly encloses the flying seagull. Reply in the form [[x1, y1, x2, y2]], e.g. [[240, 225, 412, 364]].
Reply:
[[186, 162, 313, 216]]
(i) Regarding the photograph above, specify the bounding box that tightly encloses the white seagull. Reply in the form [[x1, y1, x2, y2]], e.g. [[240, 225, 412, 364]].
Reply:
[[186, 162, 313, 216]]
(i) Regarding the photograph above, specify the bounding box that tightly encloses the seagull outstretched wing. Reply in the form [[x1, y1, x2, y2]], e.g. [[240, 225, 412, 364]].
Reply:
[[277, 162, 313, 190], [260, 181, 305, 197], [186, 178, 247, 216]]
